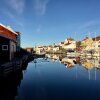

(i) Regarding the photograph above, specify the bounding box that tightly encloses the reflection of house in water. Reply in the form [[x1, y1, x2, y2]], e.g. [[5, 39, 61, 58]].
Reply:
[[0, 71, 23, 100], [0, 23, 20, 62], [0, 60, 28, 100], [61, 57, 76, 68], [81, 59, 94, 70], [46, 54, 77, 68], [81, 59, 94, 80], [46, 54, 60, 61], [94, 59, 100, 70], [81, 58, 100, 70], [81, 58, 100, 80], [52, 54, 60, 60], [76, 57, 81, 64]]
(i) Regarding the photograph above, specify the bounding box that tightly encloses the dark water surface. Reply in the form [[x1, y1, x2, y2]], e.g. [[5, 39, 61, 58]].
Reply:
[[0, 56, 100, 100]]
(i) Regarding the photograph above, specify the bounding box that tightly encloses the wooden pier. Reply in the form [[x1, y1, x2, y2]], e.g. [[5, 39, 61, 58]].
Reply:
[[33, 54, 45, 59], [0, 54, 34, 77], [0, 53, 46, 77]]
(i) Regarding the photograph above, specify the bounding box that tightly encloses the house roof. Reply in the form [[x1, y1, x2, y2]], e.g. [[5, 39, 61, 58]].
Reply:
[[64, 43, 71, 46], [60, 42, 64, 44], [0, 23, 18, 35], [67, 38, 75, 41], [0, 33, 17, 42], [37, 46, 43, 48], [82, 37, 93, 42], [48, 45, 53, 47], [92, 36, 100, 41]]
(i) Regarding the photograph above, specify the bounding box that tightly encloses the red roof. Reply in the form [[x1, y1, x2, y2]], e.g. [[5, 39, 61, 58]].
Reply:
[[92, 36, 100, 41], [64, 43, 71, 46], [0, 23, 17, 40], [67, 38, 74, 41]]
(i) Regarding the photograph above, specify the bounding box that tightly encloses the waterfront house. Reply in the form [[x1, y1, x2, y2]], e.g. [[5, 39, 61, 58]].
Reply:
[[35, 46, 45, 54], [81, 37, 93, 54], [25, 48, 34, 54], [16, 32, 21, 52], [63, 43, 76, 50], [62, 38, 76, 50], [81, 37, 100, 57], [47, 45, 53, 51], [58, 42, 64, 47], [81, 37, 93, 47], [64, 38, 75, 44], [42, 46, 48, 52], [52, 45, 60, 52], [0, 23, 20, 61], [92, 37, 100, 57], [92, 37, 100, 51]]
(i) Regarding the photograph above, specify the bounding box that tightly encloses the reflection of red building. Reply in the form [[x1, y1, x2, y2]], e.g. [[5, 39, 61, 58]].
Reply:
[[0, 23, 20, 61], [76, 46, 83, 53]]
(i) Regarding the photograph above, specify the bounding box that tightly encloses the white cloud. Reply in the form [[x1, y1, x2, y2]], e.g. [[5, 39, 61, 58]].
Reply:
[[2, 11, 24, 27], [34, 0, 50, 15], [7, 0, 25, 14]]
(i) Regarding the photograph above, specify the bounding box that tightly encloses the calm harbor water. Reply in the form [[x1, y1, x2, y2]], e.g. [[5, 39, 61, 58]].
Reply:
[[0, 54, 100, 100]]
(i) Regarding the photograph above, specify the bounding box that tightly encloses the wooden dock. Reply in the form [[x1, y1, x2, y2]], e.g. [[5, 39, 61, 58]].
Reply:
[[0, 53, 46, 77], [33, 54, 45, 59], [0, 54, 34, 77]]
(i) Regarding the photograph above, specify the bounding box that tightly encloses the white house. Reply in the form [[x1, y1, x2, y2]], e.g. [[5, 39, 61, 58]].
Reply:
[[52, 46, 60, 52], [63, 43, 76, 50], [64, 38, 76, 44], [62, 38, 76, 50]]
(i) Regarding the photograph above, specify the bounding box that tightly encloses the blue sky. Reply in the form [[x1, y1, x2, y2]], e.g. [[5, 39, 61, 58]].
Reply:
[[0, 0, 100, 47]]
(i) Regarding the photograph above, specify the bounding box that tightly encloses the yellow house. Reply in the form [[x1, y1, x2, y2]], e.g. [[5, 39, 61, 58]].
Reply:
[[81, 37, 93, 47]]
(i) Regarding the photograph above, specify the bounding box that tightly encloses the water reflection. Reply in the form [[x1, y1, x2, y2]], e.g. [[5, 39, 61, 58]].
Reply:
[[61, 57, 76, 68], [0, 55, 100, 100], [0, 62, 28, 100], [16, 55, 100, 100], [46, 54, 100, 80], [0, 72, 23, 100], [46, 54, 100, 69]]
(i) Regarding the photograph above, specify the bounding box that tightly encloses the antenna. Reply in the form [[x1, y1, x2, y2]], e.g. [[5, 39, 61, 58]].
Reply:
[[89, 32, 91, 38]]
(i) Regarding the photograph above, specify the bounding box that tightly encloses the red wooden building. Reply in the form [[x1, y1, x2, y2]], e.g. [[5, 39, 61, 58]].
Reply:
[[0, 23, 20, 61]]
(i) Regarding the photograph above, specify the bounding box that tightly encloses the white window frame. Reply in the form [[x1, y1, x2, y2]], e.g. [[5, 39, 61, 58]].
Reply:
[[2, 45, 8, 51]]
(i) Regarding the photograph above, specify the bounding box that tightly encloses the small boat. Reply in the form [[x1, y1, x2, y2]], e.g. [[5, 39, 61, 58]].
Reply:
[[34, 59, 37, 63]]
